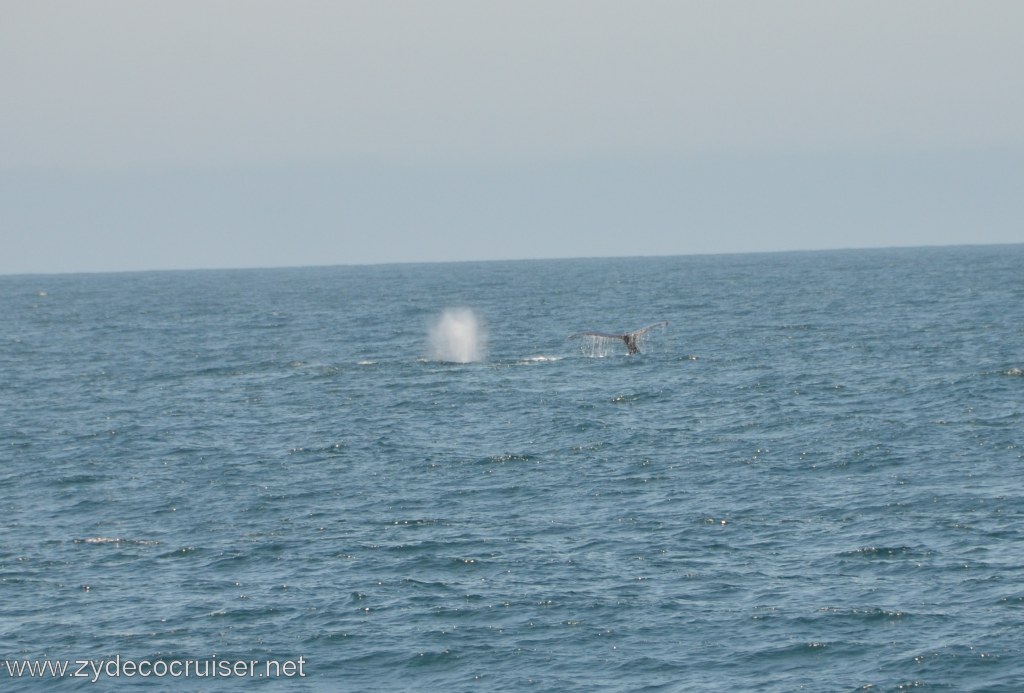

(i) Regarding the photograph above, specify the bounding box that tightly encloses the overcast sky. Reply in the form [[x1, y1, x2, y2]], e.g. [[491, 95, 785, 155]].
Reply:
[[2, 1, 1022, 274]]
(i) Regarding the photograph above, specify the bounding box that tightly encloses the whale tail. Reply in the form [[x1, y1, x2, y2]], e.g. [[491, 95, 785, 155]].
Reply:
[[568, 321, 668, 355]]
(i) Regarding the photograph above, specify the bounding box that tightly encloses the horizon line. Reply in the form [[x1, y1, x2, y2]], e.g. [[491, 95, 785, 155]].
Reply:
[[3, 240, 1021, 279]]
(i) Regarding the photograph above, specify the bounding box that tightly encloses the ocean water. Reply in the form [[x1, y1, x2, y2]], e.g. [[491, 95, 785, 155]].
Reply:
[[2, 245, 1023, 691]]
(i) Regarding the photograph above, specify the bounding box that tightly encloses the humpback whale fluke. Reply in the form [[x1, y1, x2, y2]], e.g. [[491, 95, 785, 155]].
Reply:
[[568, 321, 668, 355]]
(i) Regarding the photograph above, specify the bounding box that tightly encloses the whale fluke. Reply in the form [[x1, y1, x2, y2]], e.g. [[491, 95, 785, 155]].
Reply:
[[568, 321, 668, 354]]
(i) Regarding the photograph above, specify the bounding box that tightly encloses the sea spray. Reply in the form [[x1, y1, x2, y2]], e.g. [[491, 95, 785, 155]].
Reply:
[[576, 334, 617, 358], [429, 308, 486, 363]]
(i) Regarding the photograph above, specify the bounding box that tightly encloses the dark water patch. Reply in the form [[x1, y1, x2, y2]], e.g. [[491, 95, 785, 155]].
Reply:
[[476, 453, 536, 465], [156, 545, 212, 560], [837, 546, 934, 560], [287, 441, 347, 456], [812, 605, 918, 624]]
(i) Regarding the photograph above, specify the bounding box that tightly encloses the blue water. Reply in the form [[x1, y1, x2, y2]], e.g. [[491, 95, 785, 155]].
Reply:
[[2, 245, 1023, 691]]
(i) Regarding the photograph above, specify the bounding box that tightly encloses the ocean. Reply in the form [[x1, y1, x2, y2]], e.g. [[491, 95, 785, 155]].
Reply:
[[2, 245, 1023, 691]]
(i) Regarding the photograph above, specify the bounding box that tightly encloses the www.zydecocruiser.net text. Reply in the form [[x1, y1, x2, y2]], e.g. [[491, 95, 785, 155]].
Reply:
[[4, 655, 307, 682]]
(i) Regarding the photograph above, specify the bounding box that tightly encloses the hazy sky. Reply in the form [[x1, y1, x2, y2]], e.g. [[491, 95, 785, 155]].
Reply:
[[3, 1, 1022, 274]]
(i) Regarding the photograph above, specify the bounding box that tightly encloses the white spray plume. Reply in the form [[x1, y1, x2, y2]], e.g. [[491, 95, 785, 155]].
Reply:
[[429, 308, 486, 363]]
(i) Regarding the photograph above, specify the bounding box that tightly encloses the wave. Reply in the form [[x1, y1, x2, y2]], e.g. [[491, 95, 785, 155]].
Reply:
[[73, 537, 159, 546], [519, 355, 563, 364]]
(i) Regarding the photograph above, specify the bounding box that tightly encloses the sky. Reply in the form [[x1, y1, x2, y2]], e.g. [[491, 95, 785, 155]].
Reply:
[[2, 0, 1022, 274]]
